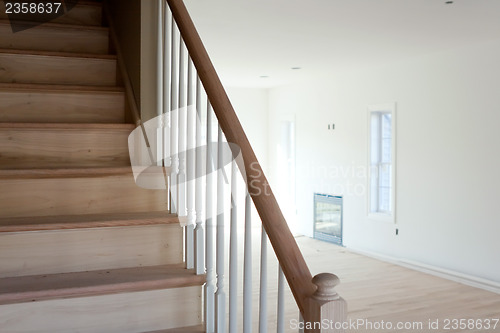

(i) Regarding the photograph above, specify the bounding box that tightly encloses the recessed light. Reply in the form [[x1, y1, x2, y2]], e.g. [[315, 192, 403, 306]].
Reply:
[[260, 75, 269, 78], [445, 1, 453, 4], [291, 67, 302, 70]]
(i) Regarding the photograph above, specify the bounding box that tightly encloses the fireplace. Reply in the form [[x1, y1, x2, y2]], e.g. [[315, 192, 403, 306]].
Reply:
[[313, 193, 343, 245]]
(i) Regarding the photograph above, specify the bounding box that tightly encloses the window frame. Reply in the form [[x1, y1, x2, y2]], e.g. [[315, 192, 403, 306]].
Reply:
[[367, 103, 397, 223]]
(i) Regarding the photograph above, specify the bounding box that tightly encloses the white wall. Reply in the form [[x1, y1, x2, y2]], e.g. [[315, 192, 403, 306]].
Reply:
[[224, 87, 270, 230], [267, 39, 500, 284], [226, 87, 269, 172]]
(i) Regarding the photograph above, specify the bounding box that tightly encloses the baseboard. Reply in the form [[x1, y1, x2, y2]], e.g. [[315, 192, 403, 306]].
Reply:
[[347, 247, 500, 295]]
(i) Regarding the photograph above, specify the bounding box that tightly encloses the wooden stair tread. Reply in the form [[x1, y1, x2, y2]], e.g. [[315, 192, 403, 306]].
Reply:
[[0, 211, 178, 232], [0, 166, 132, 178], [0, 82, 125, 93], [143, 325, 205, 333], [0, 122, 134, 130], [0, 166, 169, 178], [0, 19, 109, 54], [0, 48, 116, 60], [0, 264, 205, 305], [0, 19, 108, 32]]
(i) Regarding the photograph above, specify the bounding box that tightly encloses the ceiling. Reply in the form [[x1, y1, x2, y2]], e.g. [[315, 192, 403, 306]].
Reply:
[[183, 0, 500, 88]]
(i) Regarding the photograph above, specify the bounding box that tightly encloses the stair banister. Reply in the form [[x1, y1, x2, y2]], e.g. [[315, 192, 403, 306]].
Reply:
[[166, 0, 314, 313], [164, 0, 347, 331]]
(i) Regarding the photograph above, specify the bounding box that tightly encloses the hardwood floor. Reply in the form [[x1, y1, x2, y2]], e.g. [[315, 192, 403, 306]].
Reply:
[[296, 237, 500, 332], [235, 231, 500, 332]]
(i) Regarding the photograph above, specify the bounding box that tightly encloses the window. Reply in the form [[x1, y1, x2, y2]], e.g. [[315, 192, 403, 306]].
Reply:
[[368, 103, 396, 221]]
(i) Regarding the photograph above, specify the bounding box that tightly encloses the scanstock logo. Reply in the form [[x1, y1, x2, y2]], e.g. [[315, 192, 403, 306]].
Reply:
[[4, 0, 80, 33], [128, 106, 246, 224]]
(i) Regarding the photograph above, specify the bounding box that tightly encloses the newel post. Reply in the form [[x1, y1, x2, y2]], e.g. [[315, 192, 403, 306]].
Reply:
[[304, 273, 347, 333]]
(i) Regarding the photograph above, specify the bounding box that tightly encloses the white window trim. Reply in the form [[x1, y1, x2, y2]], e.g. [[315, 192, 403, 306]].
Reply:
[[367, 103, 397, 224]]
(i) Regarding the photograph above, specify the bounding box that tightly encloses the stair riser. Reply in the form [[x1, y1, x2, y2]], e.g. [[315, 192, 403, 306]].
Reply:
[[0, 286, 202, 333], [0, 3, 103, 26], [0, 53, 117, 86], [0, 174, 168, 218], [0, 23, 109, 54], [0, 90, 125, 123], [0, 127, 131, 169], [0, 225, 183, 278]]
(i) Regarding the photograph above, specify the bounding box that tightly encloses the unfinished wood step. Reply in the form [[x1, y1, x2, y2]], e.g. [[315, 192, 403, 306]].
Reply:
[[0, 123, 133, 169], [143, 325, 205, 333], [0, 165, 168, 179], [0, 168, 169, 218], [0, 222, 183, 278], [0, 49, 117, 86], [0, 211, 179, 233], [0, 286, 202, 333], [0, 1, 103, 26], [144, 325, 205, 333], [0, 83, 125, 123], [0, 20, 109, 54], [0, 264, 205, 305]]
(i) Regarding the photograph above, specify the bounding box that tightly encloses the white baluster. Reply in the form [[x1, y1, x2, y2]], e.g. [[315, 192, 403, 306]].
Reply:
[[277, 265, 285, 333], [186, 57, 195, 223], [215, 124, 226, 333], [194, 76, 205, 275], [177, 37, 187, 218], [205, 102, 215, 333], [156, 0, 163, 167], [169, 18, 179, 214], [184, 54, 194, 269], [163, 5, 171, 168], [243, 192, 252, 333], [259, 226, 268, 333], [162, 5, 172, 211], [229, 160, 238, 333]]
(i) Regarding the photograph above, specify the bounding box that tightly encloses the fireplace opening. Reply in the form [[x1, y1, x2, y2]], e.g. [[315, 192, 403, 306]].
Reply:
[[313, 193, 343, 245]]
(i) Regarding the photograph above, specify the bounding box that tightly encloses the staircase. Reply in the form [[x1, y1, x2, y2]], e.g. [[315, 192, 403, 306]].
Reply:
[[0, 2, 204, 332]]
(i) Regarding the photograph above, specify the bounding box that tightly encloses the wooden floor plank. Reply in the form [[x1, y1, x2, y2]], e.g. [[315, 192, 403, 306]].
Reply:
[[248, 234, 500, 333]]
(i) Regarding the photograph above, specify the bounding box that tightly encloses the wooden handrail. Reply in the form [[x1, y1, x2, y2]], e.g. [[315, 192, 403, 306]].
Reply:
[[167, 0, 315, 314]]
